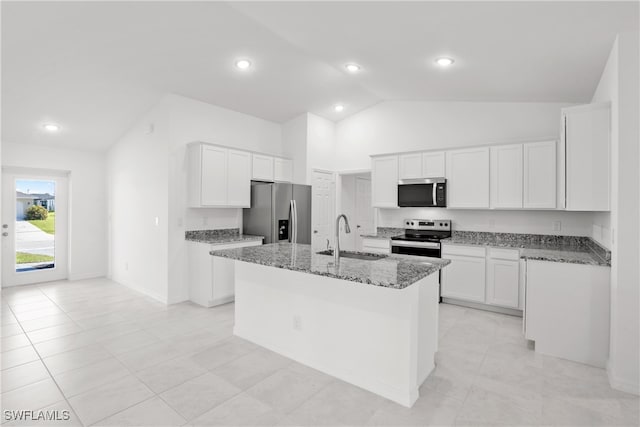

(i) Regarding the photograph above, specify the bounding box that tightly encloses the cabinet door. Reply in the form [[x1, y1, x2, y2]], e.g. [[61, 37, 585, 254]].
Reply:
[[227, 149, 251, 207], [371, 155, 399, 208], [399, 153, 423, 179], [252, 154, 274, 181], [274, 158, 293, 182], [201, 145, 228, 206], [564, 103, 610, 211], [440, 254, 486, 302], [422, 151, 446, 178], [446, 147, 490, 208], [523, 140, 556, 209], [486, 258, 520, 308], [490, 144, 523, 209]]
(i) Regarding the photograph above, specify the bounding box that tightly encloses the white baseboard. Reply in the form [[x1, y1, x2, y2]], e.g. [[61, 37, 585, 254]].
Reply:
[[112, 276, 168, 305], [68, 272, 106, 281], [607, 361, 640, 395]]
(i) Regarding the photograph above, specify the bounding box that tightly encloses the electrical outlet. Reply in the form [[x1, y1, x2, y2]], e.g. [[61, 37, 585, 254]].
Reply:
[[293, 315, 302, 331], [125, 262, 129, 271], [552, 221, 561, 232]]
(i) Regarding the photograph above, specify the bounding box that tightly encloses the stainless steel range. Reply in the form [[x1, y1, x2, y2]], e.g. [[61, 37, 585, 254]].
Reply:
[[390, 219, 452, 258]]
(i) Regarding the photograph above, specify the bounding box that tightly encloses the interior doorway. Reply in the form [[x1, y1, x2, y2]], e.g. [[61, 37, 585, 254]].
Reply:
[[311, 169, 335, 252], [337, 171, 375, 251], [2, 169, 69, 287]]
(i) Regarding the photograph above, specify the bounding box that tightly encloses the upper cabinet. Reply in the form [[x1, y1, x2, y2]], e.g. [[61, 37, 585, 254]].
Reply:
[[490, 144, 523, 209], [274, 157, 293, 182], [188, 143, 251, 208], [447, 147, 490, 208], [252, 154, 275, 181], [523, 140, 556, 209], [398, 153, 423, 179], [563, 103, 610, 211], [422, 151, 446, 178], [371, 155, 399, 208], [398, 151, 446, 180]]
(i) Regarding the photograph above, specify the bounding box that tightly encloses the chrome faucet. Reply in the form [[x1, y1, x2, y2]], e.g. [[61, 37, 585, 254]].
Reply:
[[334, 214, 351, 264]]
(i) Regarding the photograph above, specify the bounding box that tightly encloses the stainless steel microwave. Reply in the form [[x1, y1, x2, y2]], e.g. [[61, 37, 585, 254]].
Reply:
[[397, 178, 447, 207]]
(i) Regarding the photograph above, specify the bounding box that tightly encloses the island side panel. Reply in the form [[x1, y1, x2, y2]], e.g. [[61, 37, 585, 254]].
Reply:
[[232, 261, 439, 407], [417, 273, 440, 385]]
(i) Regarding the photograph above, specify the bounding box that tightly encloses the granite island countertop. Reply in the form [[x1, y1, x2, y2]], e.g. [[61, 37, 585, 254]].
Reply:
[[210, 243, 450, 289], [185, 229, 263, 246], [441, 231, 610, 267]]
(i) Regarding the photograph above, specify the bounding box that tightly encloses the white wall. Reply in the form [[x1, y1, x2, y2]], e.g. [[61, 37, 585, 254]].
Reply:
[[335, 101, 571, 171], [165, 94, 283, 303], [3, 142, 107, 280], [108, 93, 284, 303], [107, 100, 170, 302], [282, 114, 308, 184], [591, 33, 640, 395], [307, 113, 336, 180]]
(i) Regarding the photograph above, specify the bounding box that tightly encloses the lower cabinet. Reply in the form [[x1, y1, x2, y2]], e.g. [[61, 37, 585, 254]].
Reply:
[[441, 246, 486, 303], [441, 244, 522, 310], [362, 238, 391, 254], [524, 260, 610, 367], [187, 239, 262, 307], [486, 249, 520, 309]]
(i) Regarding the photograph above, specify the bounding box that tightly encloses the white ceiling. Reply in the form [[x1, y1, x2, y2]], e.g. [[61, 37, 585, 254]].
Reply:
[[2, 1, 637, 151]]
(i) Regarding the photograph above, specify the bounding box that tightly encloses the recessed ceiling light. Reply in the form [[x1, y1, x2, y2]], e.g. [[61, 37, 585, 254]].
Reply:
[[345, 63, 361, 73], [43, 123, 60, 132], [334, 104, 345, 113], [235, 59, 252, 70], [435, 57, 455, 67]]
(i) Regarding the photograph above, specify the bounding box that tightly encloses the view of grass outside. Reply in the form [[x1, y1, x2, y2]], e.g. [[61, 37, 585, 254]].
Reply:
[[27, 212, 55, 234], [16, 252, 54, 264]]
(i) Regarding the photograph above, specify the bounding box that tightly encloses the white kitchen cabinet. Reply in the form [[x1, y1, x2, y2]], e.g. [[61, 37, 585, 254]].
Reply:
[[226, 149, 252, 207], [371, 155, 399, 208], [490, 144, 523, 209], [486, 248, 520, 309], [274, 157, 293, 182], [362, 238, 391, 254], [422, 151, 446, 178], [441, 245, 486, 303], [189, 143, 251, 208], [563, 103, 610, 211], [398, 153, 423, 179], [523, 140, 556, 209], [446, 147, 490, 208], [252, 154, 275, 181], [188, 239, 263, 307], [525, 260, 610, 367]]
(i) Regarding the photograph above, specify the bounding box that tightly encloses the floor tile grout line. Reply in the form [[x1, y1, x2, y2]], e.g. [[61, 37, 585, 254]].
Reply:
[[4, 301, 86, 427]]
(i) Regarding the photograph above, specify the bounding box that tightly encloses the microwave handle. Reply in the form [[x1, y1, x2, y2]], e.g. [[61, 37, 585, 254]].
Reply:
[[432, 184, 437, 206]]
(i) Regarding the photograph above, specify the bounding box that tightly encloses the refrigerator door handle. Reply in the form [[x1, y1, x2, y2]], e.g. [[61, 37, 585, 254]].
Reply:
[[292, 200, 298, 244], [288, 200, 294, 243]]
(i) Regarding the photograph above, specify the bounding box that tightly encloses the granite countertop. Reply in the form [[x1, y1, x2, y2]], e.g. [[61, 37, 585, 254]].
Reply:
[[210, 243, 450, 290], [360, 227, 405, 240], [185, 229, 263, 246], [441, 231, 611, 267]]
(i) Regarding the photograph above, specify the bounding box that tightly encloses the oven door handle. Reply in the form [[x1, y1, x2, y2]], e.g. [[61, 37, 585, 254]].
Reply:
[[391, 240, 440, 249]]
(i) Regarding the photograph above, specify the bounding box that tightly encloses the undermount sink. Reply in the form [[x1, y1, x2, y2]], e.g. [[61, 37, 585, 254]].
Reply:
[[316, 250, 388, 261]]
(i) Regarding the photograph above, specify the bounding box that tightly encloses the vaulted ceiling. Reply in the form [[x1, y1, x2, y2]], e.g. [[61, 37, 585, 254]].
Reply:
[[2, 1, 637, 150]]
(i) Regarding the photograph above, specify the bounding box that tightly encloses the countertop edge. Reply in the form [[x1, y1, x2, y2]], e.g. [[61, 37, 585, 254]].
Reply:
[[186, 235, 264, 245]]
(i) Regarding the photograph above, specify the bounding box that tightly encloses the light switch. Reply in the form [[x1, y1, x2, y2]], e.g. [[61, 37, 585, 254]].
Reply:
[[154, 217, 159, 226]]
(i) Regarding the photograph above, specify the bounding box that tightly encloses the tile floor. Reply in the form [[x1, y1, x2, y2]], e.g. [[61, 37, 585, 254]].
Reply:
[[1, 278, 638, 426]]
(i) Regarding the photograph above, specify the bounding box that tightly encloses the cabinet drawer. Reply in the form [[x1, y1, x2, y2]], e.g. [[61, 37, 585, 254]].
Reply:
[[441, 244, 486, 258], [488, 247, 520, 261], [362, 238, 391, 250]]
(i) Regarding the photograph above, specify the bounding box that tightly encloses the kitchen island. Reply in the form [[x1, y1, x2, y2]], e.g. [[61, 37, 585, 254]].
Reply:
[[210, 243, 450, 407]]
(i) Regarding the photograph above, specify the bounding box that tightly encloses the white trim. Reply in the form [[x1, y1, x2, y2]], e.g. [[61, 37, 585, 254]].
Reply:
[[68, 272, 106, 281], [114, 277, 168, 304], [336, 168, 372, 176], [607, 360, 640, 396]]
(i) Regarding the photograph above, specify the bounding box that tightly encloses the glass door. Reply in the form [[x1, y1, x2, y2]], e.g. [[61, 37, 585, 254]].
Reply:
[[2, 170, 68, 287]]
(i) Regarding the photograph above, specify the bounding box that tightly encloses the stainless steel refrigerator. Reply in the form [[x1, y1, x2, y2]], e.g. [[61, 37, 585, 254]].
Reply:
[[243, 182, 312, 244]]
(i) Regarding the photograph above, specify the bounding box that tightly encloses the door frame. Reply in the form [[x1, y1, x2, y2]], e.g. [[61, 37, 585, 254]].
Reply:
[[335, 169, 376, 250], [2, 167, 70, 287]]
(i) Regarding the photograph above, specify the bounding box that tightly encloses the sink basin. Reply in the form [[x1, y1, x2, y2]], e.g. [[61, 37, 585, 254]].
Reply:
[[316, 250, 388, 261]]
